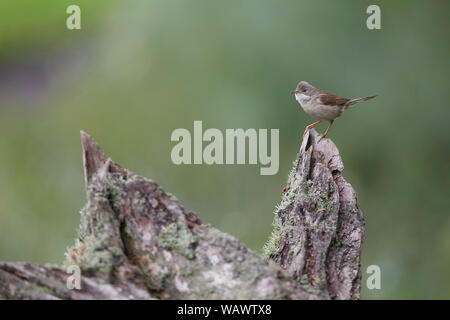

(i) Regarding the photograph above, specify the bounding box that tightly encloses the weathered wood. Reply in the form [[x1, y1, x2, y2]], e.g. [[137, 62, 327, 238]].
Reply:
[[0, 129, 364, 300], [263, 129, 365, 299]]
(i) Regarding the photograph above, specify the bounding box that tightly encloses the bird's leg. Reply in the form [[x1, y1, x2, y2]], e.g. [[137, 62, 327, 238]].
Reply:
[[303, 120, 321, 138], [318, 120, 334, 141]]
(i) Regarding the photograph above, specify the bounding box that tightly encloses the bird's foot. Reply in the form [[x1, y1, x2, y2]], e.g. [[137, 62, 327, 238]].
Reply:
[[318, 134, 327, 142], [302, 128, 309, 139], [302, 121, 321, 141]]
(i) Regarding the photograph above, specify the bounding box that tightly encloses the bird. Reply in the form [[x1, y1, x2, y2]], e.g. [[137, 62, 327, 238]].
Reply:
[[291, 81, 376, 141]]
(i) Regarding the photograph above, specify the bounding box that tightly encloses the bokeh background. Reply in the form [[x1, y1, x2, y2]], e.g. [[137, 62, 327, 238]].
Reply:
[[0, 0, 449, 299]]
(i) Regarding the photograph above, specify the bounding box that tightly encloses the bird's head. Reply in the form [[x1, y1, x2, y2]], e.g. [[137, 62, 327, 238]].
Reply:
[[291, 81, 314, 96]]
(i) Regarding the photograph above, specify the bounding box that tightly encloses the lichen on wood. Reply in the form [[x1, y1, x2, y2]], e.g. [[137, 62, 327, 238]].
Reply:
[[263, 129, 365, 299], [0, 129, 364, 300]]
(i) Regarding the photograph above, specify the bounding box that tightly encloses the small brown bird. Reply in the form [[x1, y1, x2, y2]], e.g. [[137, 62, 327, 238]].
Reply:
[[291, 81, 376, 140]]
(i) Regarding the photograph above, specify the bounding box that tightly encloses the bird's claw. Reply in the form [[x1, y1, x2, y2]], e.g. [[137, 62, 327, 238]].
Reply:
[[318, 134, 326, 142], [302, 129, 309, 139]]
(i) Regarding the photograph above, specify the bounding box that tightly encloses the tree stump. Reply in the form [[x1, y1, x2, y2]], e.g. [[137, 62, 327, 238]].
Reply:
[[0, 129, 364, 300]]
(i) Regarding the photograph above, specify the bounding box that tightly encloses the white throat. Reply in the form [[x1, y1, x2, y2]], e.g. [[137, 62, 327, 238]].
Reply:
[[295, 93, 311, 106]]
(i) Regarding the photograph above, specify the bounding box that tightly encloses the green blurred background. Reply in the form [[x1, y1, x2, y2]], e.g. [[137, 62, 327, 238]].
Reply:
[[0, 0, 449, 299]]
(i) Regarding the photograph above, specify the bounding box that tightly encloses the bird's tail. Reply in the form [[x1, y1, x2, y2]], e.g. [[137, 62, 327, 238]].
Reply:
[[345, 95, 377, 107]]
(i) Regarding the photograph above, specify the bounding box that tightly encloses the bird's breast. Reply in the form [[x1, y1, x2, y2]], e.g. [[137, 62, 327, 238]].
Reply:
[[295, 94, 343, 121]]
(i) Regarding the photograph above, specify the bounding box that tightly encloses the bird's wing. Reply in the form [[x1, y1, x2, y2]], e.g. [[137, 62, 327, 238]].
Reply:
[[317, 94, 349, 106]]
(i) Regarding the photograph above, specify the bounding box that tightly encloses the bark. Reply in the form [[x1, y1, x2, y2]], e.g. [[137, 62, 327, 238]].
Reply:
[[0, 129, 364, 300], [263, 129, 365, 299]]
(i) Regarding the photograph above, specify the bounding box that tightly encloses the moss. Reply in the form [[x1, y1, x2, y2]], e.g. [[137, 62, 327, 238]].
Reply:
[[263, 201, 302, 259], [157, 222, 196, 259], [262, 214, 284, 258], [263, 168, 305, 259]]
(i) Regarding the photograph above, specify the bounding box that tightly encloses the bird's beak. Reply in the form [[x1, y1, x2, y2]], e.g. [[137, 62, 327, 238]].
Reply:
[[291, 90, 298, 94]]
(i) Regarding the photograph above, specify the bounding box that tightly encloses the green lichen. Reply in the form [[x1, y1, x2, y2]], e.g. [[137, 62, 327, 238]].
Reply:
[[298, 274, 327, 297], [106, 177, 123, 215], [198, 228, 297, 299], [263, 162, 305, 259], [63, 200, 124, 274], [157, 222, 196, 259], [329, 181, 336, 194], [166, 192, 179, 203], [262, 214, 284, 258], [299, 274, 309, 285], [120, 219, 143, 258], [143, 254, 173, 292], [124, 174, 155, 187], [62, 174, 129, 277], [7, 280, 64, 300], [63, 231, 124, 276], [132, 191, 146, 211], [329, 235, 344, 250], [176, 259, 217, 299], [287, 158, 300, 183], [304, 179, 335, 215], [149, 197, 158, 208], [289, 240, 302, 258], [262, 210, 299, 259]]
